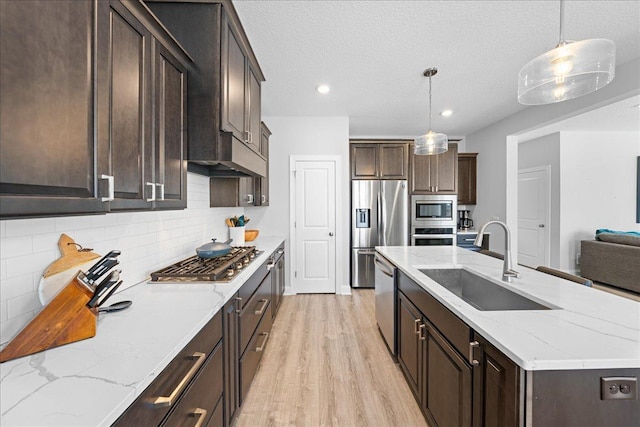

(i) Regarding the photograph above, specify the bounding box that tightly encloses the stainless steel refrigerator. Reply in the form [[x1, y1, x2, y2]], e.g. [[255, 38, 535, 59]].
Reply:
[[351, 180, 408, 288]]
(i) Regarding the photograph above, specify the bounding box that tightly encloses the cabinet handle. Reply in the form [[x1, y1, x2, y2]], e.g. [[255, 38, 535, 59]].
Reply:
[[146, 182, 156, 202], [245, 131, 252, 144], [152, 352, 207, 408], [414, 319, 421, 335], [235, 296, 242, 313], [100, 174, 114, 202], [277, 249, 284, 255], [261, 195, 266, 203], [255, 332, 269, 352], [254, 298, 269, 315], [191, 408, 207, 427], [266, 260, 276, 270], [469, 341, 480, 366], [247, 194, 254, 204], [156, 183, 165, 201], [418, 323, 426, 341]]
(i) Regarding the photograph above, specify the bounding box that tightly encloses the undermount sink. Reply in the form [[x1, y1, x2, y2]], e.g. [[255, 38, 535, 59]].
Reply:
[[419, 268, 554, 311]]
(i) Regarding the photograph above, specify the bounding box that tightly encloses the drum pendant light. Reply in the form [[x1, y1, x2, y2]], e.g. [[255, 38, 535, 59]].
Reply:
[[518, 0, 616, 105], [415, 68, 448, 155]]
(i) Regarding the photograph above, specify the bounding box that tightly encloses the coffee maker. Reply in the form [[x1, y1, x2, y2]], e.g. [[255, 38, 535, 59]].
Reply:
[[458, 210, 473, 230]]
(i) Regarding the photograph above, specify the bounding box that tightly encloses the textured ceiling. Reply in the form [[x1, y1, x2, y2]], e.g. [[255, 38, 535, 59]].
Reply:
[[233, 0, 640, 138]]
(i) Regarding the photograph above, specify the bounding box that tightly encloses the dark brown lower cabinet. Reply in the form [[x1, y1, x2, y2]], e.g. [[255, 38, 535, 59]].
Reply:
[[396, 270, 519, 427], [424, 324, 472, 427], [472, 333, 520, 427], [397, 291, 422, 399], [161, 341, 223, 427], [223, 295, 240, 427]]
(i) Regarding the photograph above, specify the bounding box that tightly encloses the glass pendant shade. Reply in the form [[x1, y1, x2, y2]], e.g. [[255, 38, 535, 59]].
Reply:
[[518, 38, 615, 105], [414, 131, 448, 155], [414, 67, 448, 155]]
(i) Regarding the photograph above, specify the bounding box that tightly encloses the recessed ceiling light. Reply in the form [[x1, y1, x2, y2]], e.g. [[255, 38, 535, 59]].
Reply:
[[316, 85, 330, 94], [440, 110, 453, 117]]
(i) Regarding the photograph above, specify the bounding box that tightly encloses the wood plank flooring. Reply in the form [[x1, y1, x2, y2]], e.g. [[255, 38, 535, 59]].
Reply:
[[236, 290, 428, 427]]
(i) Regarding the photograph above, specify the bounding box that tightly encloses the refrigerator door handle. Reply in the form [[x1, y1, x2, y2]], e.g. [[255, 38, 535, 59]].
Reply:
[[358, 249, 377, 255], [377, 188, 383, 246]]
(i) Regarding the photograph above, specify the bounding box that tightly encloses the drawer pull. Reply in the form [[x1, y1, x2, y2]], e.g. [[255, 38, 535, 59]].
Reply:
[[254, 298, 269, 316], [255, 332, 269, 352], [266, 261, 276, 270], [277, 249, 284, 254], [152, 352, 207, 408], [191, 408, 207, 427], [414, 318, 421, 335], [235, 296, 242, 314]]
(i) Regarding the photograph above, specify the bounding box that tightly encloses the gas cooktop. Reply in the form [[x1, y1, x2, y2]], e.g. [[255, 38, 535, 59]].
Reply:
[[150, 246, 258, 282]]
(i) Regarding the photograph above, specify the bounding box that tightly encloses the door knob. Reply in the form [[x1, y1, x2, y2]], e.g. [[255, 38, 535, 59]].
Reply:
[[329, 232, 334, 236], [538, 224, 545, 228]]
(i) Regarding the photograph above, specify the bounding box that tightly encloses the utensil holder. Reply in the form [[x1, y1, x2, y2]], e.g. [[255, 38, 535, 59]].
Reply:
[[0, 273, 98, 363], [229, 226, 245, 246]]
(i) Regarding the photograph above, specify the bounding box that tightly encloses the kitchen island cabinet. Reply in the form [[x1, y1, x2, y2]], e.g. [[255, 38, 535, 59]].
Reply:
[[0, 237, 285, 427], [378, 245, 640, 427]]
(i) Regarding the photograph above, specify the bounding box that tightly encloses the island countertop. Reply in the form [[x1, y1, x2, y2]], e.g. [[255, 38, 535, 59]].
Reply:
[[376, 245, 640, 371], [0, 237, 285, 427]]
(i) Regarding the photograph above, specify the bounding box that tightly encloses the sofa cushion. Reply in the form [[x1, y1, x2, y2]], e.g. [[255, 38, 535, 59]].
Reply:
[[596, 232, 640, 247], [580, 240, 640, 294]]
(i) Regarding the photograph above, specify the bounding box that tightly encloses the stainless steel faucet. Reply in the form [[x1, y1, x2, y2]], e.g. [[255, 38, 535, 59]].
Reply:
[[474, 220, 520, 282]]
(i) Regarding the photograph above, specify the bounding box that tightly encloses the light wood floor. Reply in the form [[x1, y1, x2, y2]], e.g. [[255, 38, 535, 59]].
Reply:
[[236, 290, 428, 427]]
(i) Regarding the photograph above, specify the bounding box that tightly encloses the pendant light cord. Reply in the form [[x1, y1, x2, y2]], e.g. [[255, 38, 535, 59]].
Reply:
[[428, 74, 432, 131], [558, 0, 565, 43]]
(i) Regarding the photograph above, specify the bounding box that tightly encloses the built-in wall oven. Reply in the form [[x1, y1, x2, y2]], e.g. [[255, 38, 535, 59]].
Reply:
[[411, 195, 457, 246]]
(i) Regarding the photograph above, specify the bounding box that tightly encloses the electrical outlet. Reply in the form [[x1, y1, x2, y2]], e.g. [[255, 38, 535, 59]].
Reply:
[[601, 377, 637, 400]]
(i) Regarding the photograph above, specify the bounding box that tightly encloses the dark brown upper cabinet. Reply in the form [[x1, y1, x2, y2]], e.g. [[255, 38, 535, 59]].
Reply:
[[410, 142, 458, 194], [350, 142, 408, 180], [0, 0, 109, 217], [458, 153, 478, 205], [254, 122, 271, 206], [0, 0, 189, 218], [147, 1, 267, 178], [102, 0, 189, 212]]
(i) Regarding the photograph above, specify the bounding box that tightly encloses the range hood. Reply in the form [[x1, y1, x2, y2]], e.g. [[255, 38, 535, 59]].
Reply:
[[188, 131, 267, 178]]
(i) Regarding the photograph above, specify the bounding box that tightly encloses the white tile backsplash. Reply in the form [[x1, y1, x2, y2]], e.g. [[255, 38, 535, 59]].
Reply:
[[0, 173, 244, 345]]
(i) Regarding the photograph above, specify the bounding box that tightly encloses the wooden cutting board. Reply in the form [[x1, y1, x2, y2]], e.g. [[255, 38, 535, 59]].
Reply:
[[37, 234, 101, 305]]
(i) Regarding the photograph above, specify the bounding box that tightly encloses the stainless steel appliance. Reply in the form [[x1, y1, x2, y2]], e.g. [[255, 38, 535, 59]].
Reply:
[[411, 195, 457, 246], [351, 180, 408, 288], [150, 246, 258, 282], [374, 253, 396, 355], [458, 209, 474, 230]]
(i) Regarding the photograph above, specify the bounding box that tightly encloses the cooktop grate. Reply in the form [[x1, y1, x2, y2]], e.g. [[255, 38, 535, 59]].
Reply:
[[150, 246, 257, 282]]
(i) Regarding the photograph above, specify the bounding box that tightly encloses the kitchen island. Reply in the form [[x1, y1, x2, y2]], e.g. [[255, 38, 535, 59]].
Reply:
[[0, 236, 284, 427], [376, 245, 640, 426]]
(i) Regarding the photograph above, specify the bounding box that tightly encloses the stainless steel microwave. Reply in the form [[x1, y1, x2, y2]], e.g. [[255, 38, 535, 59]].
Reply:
[[411, 195, 457, 227]]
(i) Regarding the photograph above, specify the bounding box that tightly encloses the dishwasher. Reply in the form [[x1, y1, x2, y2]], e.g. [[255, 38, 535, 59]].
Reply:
[[374, 252, 396, 356]]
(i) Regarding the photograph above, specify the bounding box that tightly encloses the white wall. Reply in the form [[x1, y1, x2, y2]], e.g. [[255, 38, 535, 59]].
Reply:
[[559, 131, 640, 272], [245, 116, 350, 294], [518, 133, 561, 267], [466, 58, 640, 256], [0, 173, 242, 345]]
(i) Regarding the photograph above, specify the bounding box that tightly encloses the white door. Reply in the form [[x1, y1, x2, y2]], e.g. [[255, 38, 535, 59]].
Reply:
[[293, 160, 336, 293], [518, 167, 550, 268]]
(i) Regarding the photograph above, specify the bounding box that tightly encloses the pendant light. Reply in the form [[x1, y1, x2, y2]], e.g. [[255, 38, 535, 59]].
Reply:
[[518, 0, 616, 105], [415, 68, 448, 155]]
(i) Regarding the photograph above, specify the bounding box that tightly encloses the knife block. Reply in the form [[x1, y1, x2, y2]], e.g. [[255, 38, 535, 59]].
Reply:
[[0, 273, 98, 363]]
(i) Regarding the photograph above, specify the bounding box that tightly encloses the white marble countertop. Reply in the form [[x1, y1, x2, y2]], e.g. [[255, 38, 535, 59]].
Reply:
[[0, 236, 285, 427], [376, 246, 640, 371]]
